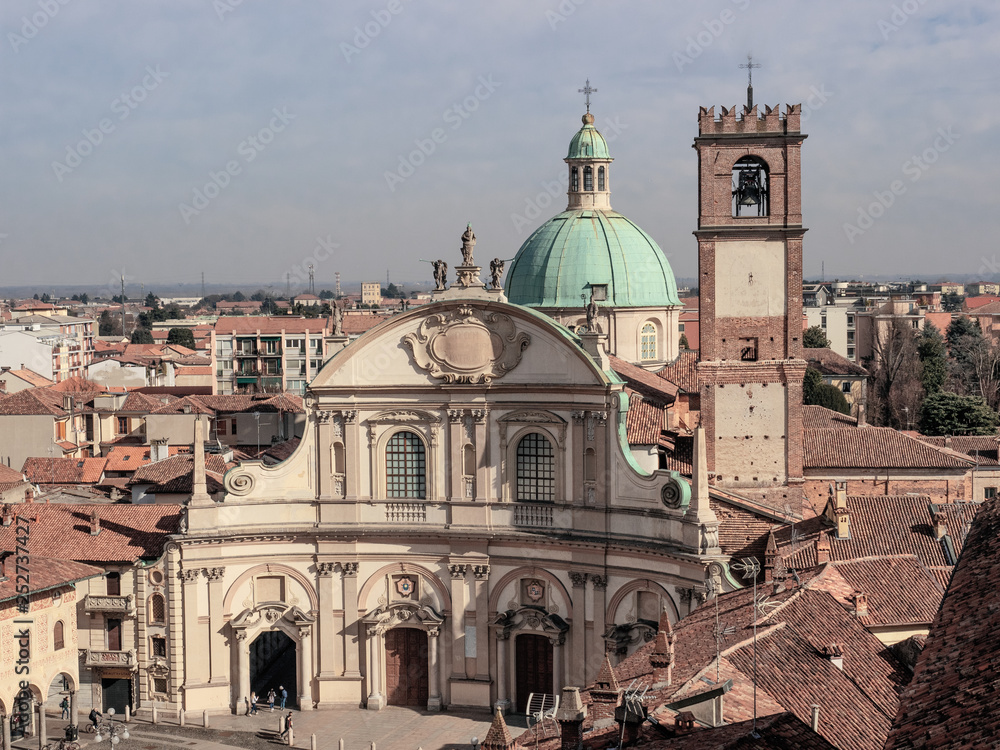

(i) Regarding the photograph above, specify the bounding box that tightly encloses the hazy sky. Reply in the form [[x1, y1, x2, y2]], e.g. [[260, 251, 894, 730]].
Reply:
[[2, 1, 997, 294]]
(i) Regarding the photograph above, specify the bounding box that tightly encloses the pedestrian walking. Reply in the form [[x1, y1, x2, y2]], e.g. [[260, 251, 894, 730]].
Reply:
[[279, 686, 287, 710], [268, 688, 276, 712], [250, 692, 259, 715], [278, 712, 293, 742], [60, 697, 70, 720]]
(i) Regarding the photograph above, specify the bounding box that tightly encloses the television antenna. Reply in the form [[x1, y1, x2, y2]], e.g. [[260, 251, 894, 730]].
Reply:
[[708, 578, 735, 682]]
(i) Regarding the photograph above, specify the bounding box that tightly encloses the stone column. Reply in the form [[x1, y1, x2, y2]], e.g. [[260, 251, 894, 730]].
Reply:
[[427, 627, 441, 711], [181, 569, 206, 686], [551, 636, 564, 696], [340, 563, 360, 677], [317, 563, 338, 678], [2, 713, 10, 750], [473, 565, 490, 681], [448, 564, 467, 681], [297, 626, 313, 711], [343, 411, 359, 500], [69, 690, 78, 731], [568, 572, 587, 687], [472, 410, 488, 502], [36, 702, 45, 750], [316, 412, 334, 500], [237, 632, 250, 706], [448, 410, 464, 502], [590, 576, 607, 684], [495, 631, 510, 713], [205, 567, 227, 684], [366, 627, 384, 710]]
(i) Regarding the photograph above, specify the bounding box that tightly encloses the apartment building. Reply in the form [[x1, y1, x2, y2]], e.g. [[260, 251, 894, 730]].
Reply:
[[212, 317, 330, 395], [804, 304, 860, 361], [361, 282, 382, 307]]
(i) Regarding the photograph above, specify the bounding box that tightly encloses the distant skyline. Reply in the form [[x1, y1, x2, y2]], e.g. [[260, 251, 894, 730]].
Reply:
[[2, 1, 998, 291]]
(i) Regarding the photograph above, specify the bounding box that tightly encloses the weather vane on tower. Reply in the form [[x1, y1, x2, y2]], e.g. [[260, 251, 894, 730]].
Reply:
[[578, 79, 597, 114], [739, 53, 761, 111]]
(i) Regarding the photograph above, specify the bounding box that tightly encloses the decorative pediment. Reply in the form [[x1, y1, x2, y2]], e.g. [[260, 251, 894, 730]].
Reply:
[[362, 601, 444, 636], [494, 605, 569, 642], [369, 409, 440, 424], [498, 410, 566, 425], [230, 603, 315, 639], [402, 306, 530, 384]]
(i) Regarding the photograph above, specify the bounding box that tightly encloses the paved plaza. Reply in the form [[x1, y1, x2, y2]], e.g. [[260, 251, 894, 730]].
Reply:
[[12, 707, 529, 750]]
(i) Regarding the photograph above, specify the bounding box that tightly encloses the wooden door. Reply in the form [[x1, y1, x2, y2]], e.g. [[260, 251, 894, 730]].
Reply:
[[107, 618, 122, 651], [384, 628, 428, 707], [515, 633, 553, 713]]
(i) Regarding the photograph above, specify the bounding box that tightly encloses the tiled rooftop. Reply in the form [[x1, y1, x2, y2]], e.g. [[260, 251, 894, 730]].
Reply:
[[22, 457, 108, 485], [803, 427, 973, 469]]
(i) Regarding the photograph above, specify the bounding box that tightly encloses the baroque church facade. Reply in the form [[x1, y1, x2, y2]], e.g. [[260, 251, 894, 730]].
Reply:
[[161, 96, 807, 715]]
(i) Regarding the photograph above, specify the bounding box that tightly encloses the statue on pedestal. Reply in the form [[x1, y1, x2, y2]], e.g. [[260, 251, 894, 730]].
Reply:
[[433, 260, 448, 290], [586, 293, 599, 332], [490, 258, 505, 290], [461, 224, 476, 266]]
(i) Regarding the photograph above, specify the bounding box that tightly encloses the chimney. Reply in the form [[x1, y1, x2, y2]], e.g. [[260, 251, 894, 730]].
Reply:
[[590, 652, 622, 704], [649, 611, 675, 686], [834, 507, 850, 540], [822, 643, 843, 670], [835, 481, 847, 509], [815, 532, 831, 564], [931, 510, 947, 540], [89, 509, 101, 536], [763, 527, 778, 581], [1, 504, 12, 527], [674, 711, 696, 735], [63, 394, 73, 411], [0, 550, 10, 580], [191, 415, 212, 506], [24, 487, 34, 503], [555, 687, 587, 750], [810, 704, 820, 732], [481, 707, 515, 750], [852, 591, 868, 618]]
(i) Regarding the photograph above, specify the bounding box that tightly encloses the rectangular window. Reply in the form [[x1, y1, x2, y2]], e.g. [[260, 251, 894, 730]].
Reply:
[[386, 432, 426, 499], [263, 340, 279, 355], [310, 359, 323, 371], [107, 618, 122, 651], [151, 637, 167, 657], [820, 317, 827, 328], [841, 382, 852, 394], [590, 284, 608, 302], [739, 337, 758, 362], [117, 416, 129, 435], [847, 331, 855, 344], [986, 487, 997, 500], [847, 315, 855, 327], [847, 347, 855, 359], [217, 419, 227, 436], [153, 678, 168, 694]]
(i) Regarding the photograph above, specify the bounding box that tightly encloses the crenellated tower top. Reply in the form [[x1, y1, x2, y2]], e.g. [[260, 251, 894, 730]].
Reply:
[[697, 103, 802, 136]]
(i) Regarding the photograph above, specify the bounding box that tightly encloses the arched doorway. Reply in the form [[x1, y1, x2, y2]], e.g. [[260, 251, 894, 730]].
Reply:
[[515, 633, 553, 712], [249, 630, 297, 707], [384, 628, 428, 707]]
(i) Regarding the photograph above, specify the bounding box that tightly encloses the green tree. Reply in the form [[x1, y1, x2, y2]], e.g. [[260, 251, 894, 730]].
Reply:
[[679, 333, 690, 350], [803, 367, 851, 414], [917, 322, 948, 394], [130, 328, 154, 344], [919, 391, 999, 435], [79, 293, 89, 305], [144, 292, 158, 308], [98, 310, 119, 336], [40, 293, 51, 303], [166, 328, 196, 349], [803, 326, 830, 348], [947, 316, 986, 396], [318, 289, 334, 300], [250, 289, 268, 302], [941, 292, 964, 312], [232, 290, 246, 302]]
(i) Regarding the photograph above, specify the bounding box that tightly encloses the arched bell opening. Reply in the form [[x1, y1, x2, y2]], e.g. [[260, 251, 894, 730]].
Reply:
[[732, 156, 769, 217]]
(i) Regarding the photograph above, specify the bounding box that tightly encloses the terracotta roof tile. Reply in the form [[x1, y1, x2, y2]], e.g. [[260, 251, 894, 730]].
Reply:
[[0, 504, 180, 562], [625, 389, 666, 445], [611, 356, 679, 402], [22, 457, 107, 485], [804, 347, 869, 377], [129, 454, 226, 493], [0, 555, 104, 605], [657, 350, 699, 392], [885, 495, 1000, 749], [6, 369, 54, 387], [801, 405, 857, 429], [342, 314, 390, 335], [103, 446, 153, 472], [804, 427, 973, 469]]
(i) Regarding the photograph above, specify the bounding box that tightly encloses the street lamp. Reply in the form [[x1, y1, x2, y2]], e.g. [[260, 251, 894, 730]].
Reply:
[[470, 737, 480, 750], [94, 708, 130, 745]]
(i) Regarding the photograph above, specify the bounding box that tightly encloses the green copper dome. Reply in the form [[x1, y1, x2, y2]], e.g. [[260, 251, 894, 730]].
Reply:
[[567, 113, 611, 159], [506, 209, 681, 308]]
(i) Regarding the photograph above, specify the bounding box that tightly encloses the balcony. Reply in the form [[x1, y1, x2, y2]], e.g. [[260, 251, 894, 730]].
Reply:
[[235, 350, 259, 357], [385, 503, 427, 523], [82, 649, 137, 670], [83, 594, 136, 617], [513, 503, 554, 528]]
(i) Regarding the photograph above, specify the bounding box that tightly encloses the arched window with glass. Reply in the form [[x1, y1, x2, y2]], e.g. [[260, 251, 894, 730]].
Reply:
[[584, 166, 593, 191], [516, 432, 555, 502], [386, 431, 426, 499], [150, 593, 166, 624], [53, 620, 65, 651], [598, 166, 606, 191], [571, 167, 579, 192], [641, 323, 657, 361]]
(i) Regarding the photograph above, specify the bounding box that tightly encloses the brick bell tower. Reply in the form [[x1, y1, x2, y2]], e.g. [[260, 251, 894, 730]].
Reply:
[[693, 93, 807, 514]]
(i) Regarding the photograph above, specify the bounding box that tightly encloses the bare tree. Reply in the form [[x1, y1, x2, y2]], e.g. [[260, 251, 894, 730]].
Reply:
[[865, 316, 923, 429]]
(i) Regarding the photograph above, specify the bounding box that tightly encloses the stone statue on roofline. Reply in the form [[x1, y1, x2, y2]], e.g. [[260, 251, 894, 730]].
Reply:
[[432, 259, 448, 290], [331, 302, 344, 336], [490, 258, 505, 290], [586, 291, 599, 332], [461, 223, 476, 266]]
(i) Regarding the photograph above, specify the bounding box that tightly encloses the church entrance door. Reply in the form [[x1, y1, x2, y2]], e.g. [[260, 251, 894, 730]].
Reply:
[[515, 633, 553, 713], [249, 630, 297, 707], [384, 628, 428, 707]]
